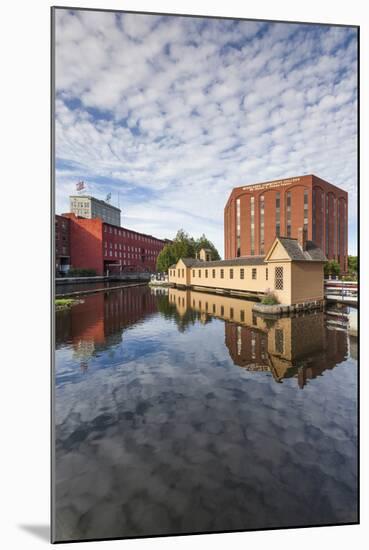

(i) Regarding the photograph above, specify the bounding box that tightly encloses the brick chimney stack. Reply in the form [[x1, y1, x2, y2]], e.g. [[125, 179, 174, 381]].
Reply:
[[297, 227, 307, 250]]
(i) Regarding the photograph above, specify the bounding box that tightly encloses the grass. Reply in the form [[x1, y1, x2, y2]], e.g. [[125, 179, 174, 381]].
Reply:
[[260, 292, 279, 305], [55, 298, 79, 310]]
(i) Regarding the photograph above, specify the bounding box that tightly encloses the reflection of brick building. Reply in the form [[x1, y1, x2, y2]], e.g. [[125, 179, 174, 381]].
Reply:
[[168, 288, 348, 389], [60, 213, 167, 275], [56, 286, 159, 363], [225, 312, 348, 388], [55, 215, 71, 274], [224, 174, 348, 271]]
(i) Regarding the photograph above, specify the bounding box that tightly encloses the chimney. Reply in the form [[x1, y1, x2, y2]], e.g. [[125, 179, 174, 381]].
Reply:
[[297, 227, 307, 250]]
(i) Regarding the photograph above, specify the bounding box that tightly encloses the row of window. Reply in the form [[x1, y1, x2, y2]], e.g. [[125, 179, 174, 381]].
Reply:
[[104, 241, 158, 254], [171, 266, 284, 289], [55, 220, 68, 230], [103, 225, 162, 245], [171, 266, 265, 280], [55, 233, 68, 242], [236, 190, 309, 255], [104, 250, 155, 262], [55, 247, 68, 255], [312, 190, 347, 255], [72, 201, 90, 209]]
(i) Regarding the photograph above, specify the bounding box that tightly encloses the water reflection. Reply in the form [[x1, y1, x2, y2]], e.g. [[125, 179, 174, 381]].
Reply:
[[56, 287, 158, 374], [54, 286, 357, 542], [168, 288, 348, 389]]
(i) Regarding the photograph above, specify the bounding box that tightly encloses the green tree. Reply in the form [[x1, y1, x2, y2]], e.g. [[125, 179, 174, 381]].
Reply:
[[171, 229, 196, 260], [156, 245, 176, 273], [348, 255, 357, 273], [195, 233, 221, 260], [156, 228, 221, 272], [324, 260, 341, 277]]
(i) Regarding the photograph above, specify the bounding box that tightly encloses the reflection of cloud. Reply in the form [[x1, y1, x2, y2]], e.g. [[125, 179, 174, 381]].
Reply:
[[55, 11, 358, 255], [55, 304, 357, 541]]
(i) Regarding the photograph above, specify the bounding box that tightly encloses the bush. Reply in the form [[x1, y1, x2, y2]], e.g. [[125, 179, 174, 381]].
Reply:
[[342, 272, 357, 282], [261, 291, 279, 305], [67, 268, 97, 277], [324, 260, 341, 277]]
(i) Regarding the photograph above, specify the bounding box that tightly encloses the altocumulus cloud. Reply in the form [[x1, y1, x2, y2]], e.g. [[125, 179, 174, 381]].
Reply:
[[55, 10, 358, 255]]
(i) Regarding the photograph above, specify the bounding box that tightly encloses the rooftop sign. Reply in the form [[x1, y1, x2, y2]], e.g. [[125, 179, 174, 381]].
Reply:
[[242, 177, 301, 192]]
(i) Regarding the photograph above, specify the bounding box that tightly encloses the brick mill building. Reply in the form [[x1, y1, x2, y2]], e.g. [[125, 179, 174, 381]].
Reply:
[[55, 214, 71, 274], [224, 174, 348, 272], [56, 213, 167, 276]]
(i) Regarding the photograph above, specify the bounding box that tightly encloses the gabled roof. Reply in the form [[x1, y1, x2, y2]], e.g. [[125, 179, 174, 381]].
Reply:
[[274, 237, 326, 262]]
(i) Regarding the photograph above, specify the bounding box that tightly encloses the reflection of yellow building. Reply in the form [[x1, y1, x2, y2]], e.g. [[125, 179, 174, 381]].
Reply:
[[169, 288, 347, 388], [168, 231, 326, 307]]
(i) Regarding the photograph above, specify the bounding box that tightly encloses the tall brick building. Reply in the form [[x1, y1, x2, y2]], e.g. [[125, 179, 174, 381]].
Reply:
[[224, 174, 348, 271], [60, 213, 167, 275]]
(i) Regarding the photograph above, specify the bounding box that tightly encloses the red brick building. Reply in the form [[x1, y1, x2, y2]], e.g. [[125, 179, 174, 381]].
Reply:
[[224, 174, 348, 271], [60, 213, 167, 275], [55, 214, 71, 275]]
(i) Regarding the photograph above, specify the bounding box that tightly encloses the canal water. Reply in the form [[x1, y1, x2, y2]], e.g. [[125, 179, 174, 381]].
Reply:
[[54, 286, 358, 542]]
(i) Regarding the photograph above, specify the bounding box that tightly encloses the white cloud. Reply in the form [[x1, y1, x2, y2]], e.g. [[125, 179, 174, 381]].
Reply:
[[54, 10, 358, 255]]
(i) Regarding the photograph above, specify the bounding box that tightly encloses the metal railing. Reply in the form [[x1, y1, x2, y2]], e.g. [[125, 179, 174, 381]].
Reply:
[[324, 279, 358, 303]]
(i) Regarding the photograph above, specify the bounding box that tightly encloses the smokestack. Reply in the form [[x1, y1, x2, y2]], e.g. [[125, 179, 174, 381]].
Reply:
[[297, 227, 307, 250]]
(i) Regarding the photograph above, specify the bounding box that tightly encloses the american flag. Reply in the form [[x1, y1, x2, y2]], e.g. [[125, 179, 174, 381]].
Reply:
[[76, 181, 85, 192]]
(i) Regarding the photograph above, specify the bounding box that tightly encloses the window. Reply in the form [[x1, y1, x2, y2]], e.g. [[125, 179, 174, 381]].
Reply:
[[275, 266, 284, 290], [236, 198, 241, 257], [266, 268, 268, 280], [304, 189, 308, 231], [198, 270, 201, 278], [252, 268, 257, 280], [182, 269, 184, 278], [276, 192, 281, 236], [240, 268, 244, 279], [230, 308, 234, 319], [221, 306, 224, 316], [326, 194, 330, 255], [286, 191, 291, 237], [212, 269, 216, 278], [212, 304, 216, 313], [240, 310, 245, 322], [205, 269, 208, 278], [220, 269, 224, 279], [193, 270, 195, 277], [230, 268, 234, 279], [177, 269, 180, 277], [250, 196, 255, 255], [260, 195, 265, 254]]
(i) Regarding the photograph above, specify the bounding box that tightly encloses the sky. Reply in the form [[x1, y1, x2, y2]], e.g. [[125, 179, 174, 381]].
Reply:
[[54, 9, 358, 256]]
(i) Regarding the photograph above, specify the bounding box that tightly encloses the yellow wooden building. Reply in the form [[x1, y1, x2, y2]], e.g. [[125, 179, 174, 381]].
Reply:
[[168, 229, 326, 307]]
